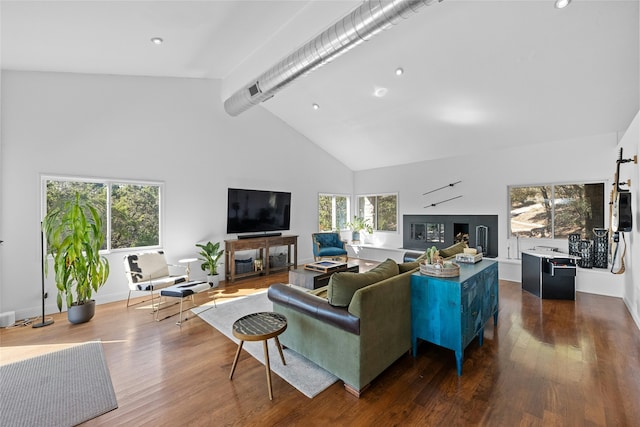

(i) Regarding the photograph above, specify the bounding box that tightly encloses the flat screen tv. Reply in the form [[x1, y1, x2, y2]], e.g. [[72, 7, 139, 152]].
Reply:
[[226, 188, 291, 235]]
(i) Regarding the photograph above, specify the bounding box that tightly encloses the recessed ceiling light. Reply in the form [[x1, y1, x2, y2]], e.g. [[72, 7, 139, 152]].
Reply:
[[312, 103, 320, 110], [373, 87, 388, 98], [395, 67, 404, 76], [554, 0, 571, 9], [151, 37, 163, 45]]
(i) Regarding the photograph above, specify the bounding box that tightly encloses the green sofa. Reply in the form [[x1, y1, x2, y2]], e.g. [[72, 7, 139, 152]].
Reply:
[[267, 259, 419, 397]]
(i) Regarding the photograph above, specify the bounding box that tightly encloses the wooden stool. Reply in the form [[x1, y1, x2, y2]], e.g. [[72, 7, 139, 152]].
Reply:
[[229, 312, 287, 400]]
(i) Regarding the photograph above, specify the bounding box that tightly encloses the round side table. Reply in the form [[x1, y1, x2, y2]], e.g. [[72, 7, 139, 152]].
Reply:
[[228, 312, 287, 400], [179, 257, 198, 281]]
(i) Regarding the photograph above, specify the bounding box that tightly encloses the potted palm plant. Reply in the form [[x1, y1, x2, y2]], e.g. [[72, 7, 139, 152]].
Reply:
[[347, 216, 373, 243], [42, 193, 110, 324], [196, 241, 224, 288]]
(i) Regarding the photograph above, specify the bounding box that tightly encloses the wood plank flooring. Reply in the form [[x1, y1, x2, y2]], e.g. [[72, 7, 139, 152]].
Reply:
[[1, 259, 639, 426]]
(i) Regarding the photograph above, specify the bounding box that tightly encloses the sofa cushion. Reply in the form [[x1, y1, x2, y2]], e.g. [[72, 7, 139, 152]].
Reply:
[[317, 247, 347, 257], [439, 241, 467, 258], [327, 258, 399, 307], [398, 261, 420, 273]]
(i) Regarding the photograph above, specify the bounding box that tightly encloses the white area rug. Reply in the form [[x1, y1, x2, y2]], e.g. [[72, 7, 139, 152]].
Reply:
[[192, 291, 338, 398], [0, 341, 117, 427]]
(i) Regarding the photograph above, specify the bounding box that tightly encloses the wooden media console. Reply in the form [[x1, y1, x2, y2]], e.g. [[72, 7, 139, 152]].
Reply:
[[224, 235, 298, 283]]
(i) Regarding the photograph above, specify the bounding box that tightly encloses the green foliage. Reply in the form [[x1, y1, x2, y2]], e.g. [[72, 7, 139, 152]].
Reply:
[[347, 216, 373, 234], [510, 183, 604, 239], [46, 179, 160, 250], [42, 193, 110, 311], [318, 195, 333, 231], [425, 246, 438, 264], [318, 194, 349, 231], [111, 184, 159, 248], [376, 195, 397, 231], [356, 194, 398, 232], [196, 241, 224, 275]]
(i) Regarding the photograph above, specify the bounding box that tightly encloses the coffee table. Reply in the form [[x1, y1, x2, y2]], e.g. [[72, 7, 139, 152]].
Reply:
[[288, 262, 359, 290], [228, 312, 287, 400]]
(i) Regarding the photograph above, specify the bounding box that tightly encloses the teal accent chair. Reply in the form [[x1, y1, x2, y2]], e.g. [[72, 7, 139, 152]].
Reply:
[[312, 232, 348, 261]]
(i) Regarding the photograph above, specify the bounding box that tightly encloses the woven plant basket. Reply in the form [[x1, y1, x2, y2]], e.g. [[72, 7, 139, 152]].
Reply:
[[419, 262, 460, 278]]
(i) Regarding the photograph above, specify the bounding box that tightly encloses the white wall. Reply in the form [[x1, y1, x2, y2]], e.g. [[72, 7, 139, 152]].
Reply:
[[0, 71, 353, 320], [618, 111, 640, 329], [353, 130, 630, 295], [355, 132, 618, 250]]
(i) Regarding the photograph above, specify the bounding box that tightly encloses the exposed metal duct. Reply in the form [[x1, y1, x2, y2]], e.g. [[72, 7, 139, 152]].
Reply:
[[224, 0, 444, 116]]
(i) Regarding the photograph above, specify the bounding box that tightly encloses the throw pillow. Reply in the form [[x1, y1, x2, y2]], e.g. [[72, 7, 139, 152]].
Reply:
[[327, 258, 399, 307], [438, 241, 467, 258]]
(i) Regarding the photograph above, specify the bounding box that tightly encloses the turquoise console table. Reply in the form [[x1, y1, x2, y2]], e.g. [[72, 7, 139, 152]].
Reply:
[[411, 259, 499, 375]]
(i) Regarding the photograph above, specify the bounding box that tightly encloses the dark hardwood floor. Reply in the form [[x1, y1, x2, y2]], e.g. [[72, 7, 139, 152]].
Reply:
[[1, 259, 639, 426]]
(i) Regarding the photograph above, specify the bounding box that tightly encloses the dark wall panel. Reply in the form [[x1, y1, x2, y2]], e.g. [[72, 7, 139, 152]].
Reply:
[[403, 214, 499, 257]]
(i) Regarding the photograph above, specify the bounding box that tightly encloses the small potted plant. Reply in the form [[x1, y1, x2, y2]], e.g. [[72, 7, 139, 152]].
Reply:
[[347, 216, 373, 243], [42, 193, 110, 324], [196, 241, 224, 288]]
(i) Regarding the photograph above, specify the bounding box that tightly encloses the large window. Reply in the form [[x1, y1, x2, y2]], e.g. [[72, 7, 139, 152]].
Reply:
[[43, 176, 162, 251], [356, 193, 398, 232], [318, 193, 350, 231], [509, 182, 604, 239]]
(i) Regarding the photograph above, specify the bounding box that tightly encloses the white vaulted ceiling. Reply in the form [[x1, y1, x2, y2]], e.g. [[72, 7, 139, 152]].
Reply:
[[2, 0, 638, 170]]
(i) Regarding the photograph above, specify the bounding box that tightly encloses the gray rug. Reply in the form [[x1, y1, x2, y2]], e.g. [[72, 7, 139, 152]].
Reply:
[[192, 291, 338, 398], [0, 341, 117, 427]]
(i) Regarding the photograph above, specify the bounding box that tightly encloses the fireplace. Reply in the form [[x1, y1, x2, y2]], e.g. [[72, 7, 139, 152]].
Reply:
[[453, 223, 469, 245]]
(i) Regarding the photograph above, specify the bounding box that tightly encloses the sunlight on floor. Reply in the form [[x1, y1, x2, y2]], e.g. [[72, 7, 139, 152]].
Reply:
[[0, 339, 127, 366]]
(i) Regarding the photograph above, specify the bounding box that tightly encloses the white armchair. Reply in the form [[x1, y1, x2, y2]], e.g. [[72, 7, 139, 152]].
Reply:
[[123, 251, 188, 311]]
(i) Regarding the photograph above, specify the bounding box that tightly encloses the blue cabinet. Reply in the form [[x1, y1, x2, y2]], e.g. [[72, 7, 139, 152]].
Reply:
[[411, 260, 499, 375]]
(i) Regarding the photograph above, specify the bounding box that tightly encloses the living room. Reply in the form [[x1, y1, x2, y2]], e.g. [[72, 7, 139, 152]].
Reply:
[[1, 0, 639, 424], [1, 0, 638, 327]]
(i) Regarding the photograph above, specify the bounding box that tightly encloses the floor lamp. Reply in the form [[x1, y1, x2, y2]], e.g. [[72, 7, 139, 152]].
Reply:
[[33, 224, 53, 328]]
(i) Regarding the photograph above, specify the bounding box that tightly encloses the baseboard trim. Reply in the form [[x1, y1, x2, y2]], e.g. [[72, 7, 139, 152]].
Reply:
[[344, 382, 368, 398], [624, 296, 640, 332]]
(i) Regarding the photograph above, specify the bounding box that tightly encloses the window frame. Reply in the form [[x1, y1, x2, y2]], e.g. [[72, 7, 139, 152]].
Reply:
[[41, 175, 164, 253], [508, 180, 606, 240], [355, 192, 399, 233]]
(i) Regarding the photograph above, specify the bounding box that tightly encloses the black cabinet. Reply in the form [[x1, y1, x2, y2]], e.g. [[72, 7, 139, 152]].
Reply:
[[522, 251, 577, 300]]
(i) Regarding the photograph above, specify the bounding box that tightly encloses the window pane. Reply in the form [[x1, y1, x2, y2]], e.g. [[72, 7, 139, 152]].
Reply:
[[46, 180, 108, 249], [358, 196, 376, 228], [335, 196, 348, 230], [111, 183, 160, 249], [554, 183, 604, 239], [318, 194, 350, 231], [377, 195, 397, 231], [318, 194, 333, 231], [510, 183, 604, 239], [510, 186, 552, 237], [426, 223, 445, 242], [357, 194, 398, 232], [411, 223, 426, 241]]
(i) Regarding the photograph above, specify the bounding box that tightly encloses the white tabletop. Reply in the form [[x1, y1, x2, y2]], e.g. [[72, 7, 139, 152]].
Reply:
[[522, 250, 580, 260]]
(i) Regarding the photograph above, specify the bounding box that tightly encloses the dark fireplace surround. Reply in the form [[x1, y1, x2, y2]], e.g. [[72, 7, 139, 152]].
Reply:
[[403, 214, 498, 258]]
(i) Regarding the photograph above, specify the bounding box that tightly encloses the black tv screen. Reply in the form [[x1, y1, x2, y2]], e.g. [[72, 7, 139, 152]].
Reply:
[[226, 188, 291, 234]]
